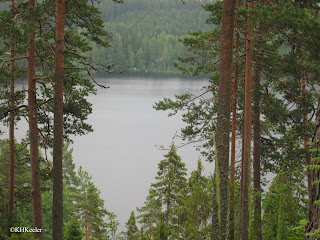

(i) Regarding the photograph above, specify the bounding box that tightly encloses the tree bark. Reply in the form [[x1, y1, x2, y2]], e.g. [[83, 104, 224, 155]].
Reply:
[[52, 0, 65, 239], [8, 0, 15, 233], [212, 0, 236, 239], [253, 67, 262, 240], [28, 0, 43, 239], [211, 172, 219, 240], [229, 1, 240, 239], [301, 74, 312, 197], [240, 0, 254, 239]]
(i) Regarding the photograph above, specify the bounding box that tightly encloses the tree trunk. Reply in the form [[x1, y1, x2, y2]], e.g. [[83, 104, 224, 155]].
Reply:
[[149, 221, 152, 240], [8, 0, 15, 233], [240, 0, 254, 239], [229, 1, 240, 239], [306, 98, 320, 239], [253, 67, 262, 240], [27, 1, 43, 239], [52, 0, 65, 239], [211, 171, 219, 240], [301, 74, 312, 196], [213, 0, 236, 238]]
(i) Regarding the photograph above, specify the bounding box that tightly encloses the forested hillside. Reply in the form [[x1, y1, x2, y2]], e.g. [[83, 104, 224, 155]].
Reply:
[[89, 0, 213, 72]]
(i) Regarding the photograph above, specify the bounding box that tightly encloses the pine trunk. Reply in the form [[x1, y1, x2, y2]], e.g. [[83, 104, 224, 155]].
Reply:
[[240, 0, 254, 239], [28, 0, 43, 239], [253, 68, 262, 239], [8, 0, 15, 232], [52, 0, 65, 239], [211, 171, 219, 240], [229, 1, 240, 238], [212, 0, 236, 238], [301, 74, 311, 196]]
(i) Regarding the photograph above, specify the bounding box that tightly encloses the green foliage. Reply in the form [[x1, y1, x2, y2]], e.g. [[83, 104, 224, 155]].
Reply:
[[151, 142, 187, 237], [0, 139, 33, 238], [138, 146, 212, 240], [64, 218, 84, 240], [0, 140, 119, 239], [262, 171, 307, 240], [72, 166, 110, 239], [0, 0, 117, 147], [86, 0, 213, 72], [7, 233, 35, 240], [125, 211, 139, 240], [0, 174, 8, 239], [182, 159, 212, 239], [137, 188, 162, 238], [306, 228, 320, 239]]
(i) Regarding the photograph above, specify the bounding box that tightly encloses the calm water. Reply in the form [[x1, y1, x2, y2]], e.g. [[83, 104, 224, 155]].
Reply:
[[72, 76, 214, 228], [2, 76, 214, 229]]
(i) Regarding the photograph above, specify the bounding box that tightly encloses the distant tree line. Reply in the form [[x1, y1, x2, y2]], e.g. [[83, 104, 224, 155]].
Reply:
[[88, 0, 213, 73]]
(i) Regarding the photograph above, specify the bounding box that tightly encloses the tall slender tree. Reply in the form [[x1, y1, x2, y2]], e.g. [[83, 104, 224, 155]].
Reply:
[[27, 0, 43, 239], [8, 0, 15, 233], [229, 1, 240, 239], [213, 0, 236, 239], [252, 67, 262, 239], [52, 0, 66, 239], [240, 0, 254, 239]]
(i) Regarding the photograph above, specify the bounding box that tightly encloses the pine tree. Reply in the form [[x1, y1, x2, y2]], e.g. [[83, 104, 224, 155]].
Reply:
[[240, 1, 255, 239], [214, 0, 236, 239], [52, 0, 66, 239], [229, 2, 241, 239], [27, 0, 43, 238], [8, 0, 16, 234]]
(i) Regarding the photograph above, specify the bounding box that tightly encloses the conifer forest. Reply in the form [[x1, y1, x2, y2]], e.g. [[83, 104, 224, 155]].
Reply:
[[2, 0, 320, 239]]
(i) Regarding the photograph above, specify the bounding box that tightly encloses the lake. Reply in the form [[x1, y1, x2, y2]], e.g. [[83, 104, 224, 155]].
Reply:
[[2, 75, 214, 229], [72, 75, 214, 229]]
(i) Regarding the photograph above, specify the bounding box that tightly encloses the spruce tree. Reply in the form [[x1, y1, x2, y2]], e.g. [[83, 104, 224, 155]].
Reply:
[[137, 188, 162, 239], [65, 218, 84, 240], [183, 159, 212, 239], [151, 142, 187, 239], [126, 211, 139, 240], [74, 167, 112, 239]]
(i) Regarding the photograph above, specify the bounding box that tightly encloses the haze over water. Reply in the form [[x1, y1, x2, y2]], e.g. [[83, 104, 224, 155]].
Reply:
[[71, 75, 213, 228], [1, 75, 214, 229]]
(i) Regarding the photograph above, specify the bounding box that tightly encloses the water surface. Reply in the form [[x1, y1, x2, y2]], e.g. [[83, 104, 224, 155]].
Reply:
[[1, 76, 214, 229], [71, 76, 213, 228]]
